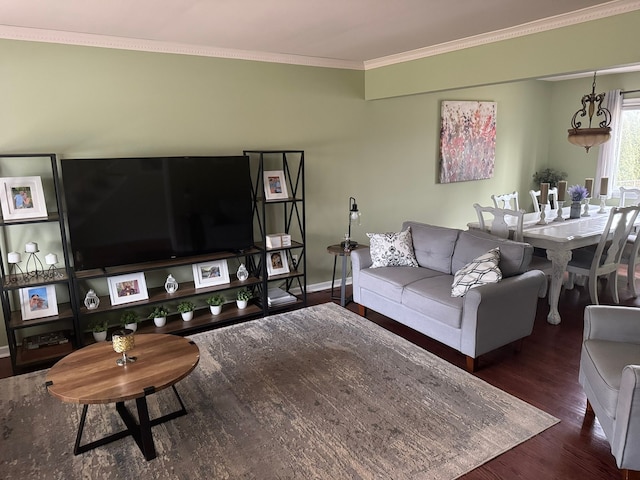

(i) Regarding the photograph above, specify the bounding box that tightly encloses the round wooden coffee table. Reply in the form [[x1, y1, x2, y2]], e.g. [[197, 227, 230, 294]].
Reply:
[[46, 333, 199, 460]]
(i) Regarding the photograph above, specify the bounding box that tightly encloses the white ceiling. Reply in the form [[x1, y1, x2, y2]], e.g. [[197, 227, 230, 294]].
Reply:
[[1, 0, 639, 70]]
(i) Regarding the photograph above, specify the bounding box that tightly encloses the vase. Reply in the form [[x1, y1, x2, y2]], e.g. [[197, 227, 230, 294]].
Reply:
[[569, 201, 582, 219], [125, 322, 137, 332], [181, 311, 194, 321], [236, 300, 248, 310], [153, 316, 167, 327], [92, 331, 107, 342], [210, 305, 222, 315]]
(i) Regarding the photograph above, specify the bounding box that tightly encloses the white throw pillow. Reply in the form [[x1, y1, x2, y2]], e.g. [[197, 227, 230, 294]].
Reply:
[[451, 248, 502, 297], [366, 227, 419, 268]]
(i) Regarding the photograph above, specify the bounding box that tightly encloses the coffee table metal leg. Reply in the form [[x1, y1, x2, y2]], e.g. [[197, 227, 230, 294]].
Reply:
[[73, 404, 89, 455]]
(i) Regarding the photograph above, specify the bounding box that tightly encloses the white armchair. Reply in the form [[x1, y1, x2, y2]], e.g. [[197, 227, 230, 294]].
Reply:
[[579, 305, 640, 478]]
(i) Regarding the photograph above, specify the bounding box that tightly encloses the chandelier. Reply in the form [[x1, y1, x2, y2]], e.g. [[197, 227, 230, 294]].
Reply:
[[567, 72, 612, 153]]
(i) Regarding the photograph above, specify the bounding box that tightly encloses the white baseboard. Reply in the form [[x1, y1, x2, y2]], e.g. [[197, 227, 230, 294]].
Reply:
[[0, 345, 9, 358]]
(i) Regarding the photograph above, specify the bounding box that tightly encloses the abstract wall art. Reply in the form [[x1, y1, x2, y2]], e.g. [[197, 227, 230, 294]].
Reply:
[[439, 101, 496, 184]]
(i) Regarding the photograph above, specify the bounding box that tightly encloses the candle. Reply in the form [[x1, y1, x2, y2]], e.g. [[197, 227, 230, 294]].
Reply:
[[557, 181, 567, 202], [540, 183, 549, 204], [600, 177, 609, 196], [25, 242, 38, 253], [8, 252, 21, 264], [585, 178, 594, 197], [45, 253, 58, 265]]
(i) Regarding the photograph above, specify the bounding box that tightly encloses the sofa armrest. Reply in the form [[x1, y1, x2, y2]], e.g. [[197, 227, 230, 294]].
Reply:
[[611, 365, 640, 470], [459, 270, 547, 358], [351, 247, 372, 304], [584, 305, 640, 344]]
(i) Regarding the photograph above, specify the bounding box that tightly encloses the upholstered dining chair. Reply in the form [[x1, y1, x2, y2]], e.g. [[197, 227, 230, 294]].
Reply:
[[491, 191, 519, 211], [566, 205, 640, 305], [529, 187, 559, 212], [579, 305, 640, 479]]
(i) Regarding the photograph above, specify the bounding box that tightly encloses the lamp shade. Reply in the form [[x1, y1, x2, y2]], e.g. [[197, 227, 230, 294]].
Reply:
[[567, 127, 611, 153]]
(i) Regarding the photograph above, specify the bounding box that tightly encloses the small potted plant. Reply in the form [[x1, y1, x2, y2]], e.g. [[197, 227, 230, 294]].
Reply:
[[177, 300, 196, 321], [90, 320, 109, 342], [236, 288, 253, 310], [206, 294, 224, 315], [120, 310, 140, 332], [568, 184, 589, 218], [148, 305, 170, 327]]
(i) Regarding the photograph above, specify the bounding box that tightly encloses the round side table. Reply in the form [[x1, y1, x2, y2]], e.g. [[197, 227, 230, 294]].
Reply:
[[326, 244, 367, 307]]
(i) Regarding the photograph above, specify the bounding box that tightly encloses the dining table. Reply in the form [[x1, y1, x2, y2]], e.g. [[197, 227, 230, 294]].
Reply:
[[468, 204, 628, 325]]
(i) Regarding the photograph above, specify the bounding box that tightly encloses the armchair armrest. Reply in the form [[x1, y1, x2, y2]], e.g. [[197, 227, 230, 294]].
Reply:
[[584, 305, 640, 344], [611, 364, 640, 470], [460, 270, 547, 357]]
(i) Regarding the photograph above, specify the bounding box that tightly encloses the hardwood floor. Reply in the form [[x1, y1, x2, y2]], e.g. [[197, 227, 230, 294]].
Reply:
[[1, 277, 637, 479]]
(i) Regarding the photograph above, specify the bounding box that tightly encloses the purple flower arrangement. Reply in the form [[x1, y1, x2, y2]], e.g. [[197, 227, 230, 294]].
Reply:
[[568, 185, 589, 202]]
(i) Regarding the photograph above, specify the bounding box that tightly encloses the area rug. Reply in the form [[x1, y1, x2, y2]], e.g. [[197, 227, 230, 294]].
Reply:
[[0, 302, 558, 479]]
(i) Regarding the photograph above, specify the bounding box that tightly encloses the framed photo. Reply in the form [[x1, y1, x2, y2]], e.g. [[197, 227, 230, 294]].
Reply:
[[192, 260, 230, 288], [266, 250, 290, 277], [263, 170, 289, 200], [0, 176, 48, 220], [107, 272, 149, 306], [19, 285, 59, 320]]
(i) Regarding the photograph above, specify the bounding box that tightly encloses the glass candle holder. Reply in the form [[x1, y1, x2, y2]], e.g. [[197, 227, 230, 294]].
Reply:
[[112, 329, 137, 366]]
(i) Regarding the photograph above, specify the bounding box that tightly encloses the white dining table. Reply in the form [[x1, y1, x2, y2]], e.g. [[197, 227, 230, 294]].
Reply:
[[468, 205, 622, 325]]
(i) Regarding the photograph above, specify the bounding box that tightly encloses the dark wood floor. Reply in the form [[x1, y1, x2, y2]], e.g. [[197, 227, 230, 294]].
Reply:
[[2, 278, 638, 479]]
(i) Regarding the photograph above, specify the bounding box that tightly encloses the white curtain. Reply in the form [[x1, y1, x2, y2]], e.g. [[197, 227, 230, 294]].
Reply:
[[595, 89, 622, 197]]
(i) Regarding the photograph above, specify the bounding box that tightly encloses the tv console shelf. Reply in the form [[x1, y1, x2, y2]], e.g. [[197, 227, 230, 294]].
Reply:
[[1, 150, 306, 373]]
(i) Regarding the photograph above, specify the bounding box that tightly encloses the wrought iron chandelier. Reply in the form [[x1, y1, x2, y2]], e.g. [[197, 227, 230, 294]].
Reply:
[[567, 72, 612, 153]]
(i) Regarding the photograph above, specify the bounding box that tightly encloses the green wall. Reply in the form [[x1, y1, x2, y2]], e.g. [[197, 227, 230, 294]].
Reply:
[[1, 13, 639, 349]]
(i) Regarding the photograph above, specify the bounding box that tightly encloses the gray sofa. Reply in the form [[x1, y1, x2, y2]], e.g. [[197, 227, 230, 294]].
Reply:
[[351, 221, 547, 371]]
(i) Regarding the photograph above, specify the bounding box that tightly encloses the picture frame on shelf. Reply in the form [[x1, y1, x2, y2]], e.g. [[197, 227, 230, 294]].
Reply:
[[107, 272, 149, 306], [266, 250, 290, 277], [192, 260, 230, 288], [0, 176, 48, 220], [19, 285, 59, 320], [263, 170, 289, 200]]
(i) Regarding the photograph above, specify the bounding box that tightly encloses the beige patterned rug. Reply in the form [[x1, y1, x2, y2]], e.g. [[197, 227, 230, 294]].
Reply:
[[0, 303, 558, 479]]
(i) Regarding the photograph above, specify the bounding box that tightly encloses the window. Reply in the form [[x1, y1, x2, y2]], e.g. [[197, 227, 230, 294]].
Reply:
[[614, 98, 640, 191]]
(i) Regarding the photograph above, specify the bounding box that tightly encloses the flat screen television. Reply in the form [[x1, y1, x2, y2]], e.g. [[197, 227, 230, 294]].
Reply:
[[61, 156, 254, 271]]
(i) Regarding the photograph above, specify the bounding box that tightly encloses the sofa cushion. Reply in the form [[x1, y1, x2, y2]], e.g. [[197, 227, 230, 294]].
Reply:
[[358, 266, 441, 303], [366, 227, 419, 268], [451, 248, 502, 297], [402, 221, 461, 274], [452, 229, 532, 278], [402, 275, 464, 329]]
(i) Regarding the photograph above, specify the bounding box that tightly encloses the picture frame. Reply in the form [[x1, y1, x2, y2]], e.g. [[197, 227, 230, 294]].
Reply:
[[192, 260, 230, 288], [266, 250, 290, 277], [263, 170, 289, 200], [19, 285, 59, 320], [0, 176, 48, 220], [107, 272, 149, 306]]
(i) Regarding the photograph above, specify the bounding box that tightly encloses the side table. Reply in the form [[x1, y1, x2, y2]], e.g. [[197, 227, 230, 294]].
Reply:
[[326, 244, 367, 307]]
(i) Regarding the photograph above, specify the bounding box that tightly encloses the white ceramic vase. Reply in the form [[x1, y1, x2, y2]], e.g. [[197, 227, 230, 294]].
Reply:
[[125, 322, 137, 332], [236, 300, 248, 310], [92, 331, 107, 342], [210, 305, 222, 315], [181, 311, 194, 321], [153, 316, 167, 327]]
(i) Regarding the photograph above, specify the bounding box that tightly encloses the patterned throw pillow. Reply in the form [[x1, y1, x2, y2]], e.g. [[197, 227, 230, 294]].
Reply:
[[366, 227, 419, 268], [451, 248, 502, 297]]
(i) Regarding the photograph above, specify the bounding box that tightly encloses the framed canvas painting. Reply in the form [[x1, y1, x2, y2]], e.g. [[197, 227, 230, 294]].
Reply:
[[439, 101, 496, 184], [0, 176, 48, 220]]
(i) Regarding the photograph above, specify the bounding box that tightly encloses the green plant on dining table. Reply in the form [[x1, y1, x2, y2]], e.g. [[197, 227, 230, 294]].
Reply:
[[532, 168, 567, 188]]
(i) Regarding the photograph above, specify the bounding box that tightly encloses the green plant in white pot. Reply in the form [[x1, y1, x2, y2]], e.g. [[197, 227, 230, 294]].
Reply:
[[90, 320, 109, 342], [120, 310, 140, 332], [177, 300, 196, 321], [148, 305, 170, 327], [236, 288, 253, 310], [206, 294, 224, 315]]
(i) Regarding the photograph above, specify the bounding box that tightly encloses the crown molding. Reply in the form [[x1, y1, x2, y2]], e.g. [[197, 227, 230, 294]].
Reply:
[[0, 25, 364, 70], [364, 0, 640, 70], [1, 0, 639, 71]]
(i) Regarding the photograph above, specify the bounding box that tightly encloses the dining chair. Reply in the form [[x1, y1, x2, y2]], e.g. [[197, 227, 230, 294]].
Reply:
[[566, 205, 640, 305], [618, 187, 640, 295], [491, 191, 519, 211], [529, 187, 559, 212], [619, 187, 640, 207]]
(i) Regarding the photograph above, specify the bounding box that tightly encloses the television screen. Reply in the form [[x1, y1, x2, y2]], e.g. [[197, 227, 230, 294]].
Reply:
[[61, 156, 253, 270]]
